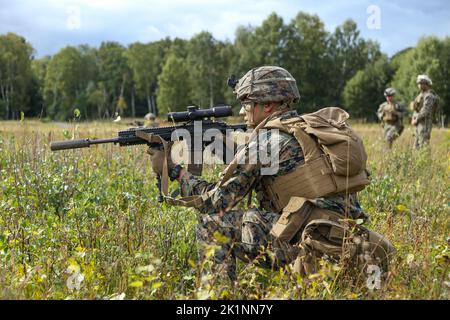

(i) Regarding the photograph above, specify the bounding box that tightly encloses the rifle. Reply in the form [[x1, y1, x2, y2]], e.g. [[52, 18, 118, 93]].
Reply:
[[50, 105, 246, 202]]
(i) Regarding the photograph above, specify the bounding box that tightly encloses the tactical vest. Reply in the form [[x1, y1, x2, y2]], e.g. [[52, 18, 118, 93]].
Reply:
[[382, 103, 399, 123], [261, 107, 370, 212], [413, 90, 439, 115], [159, 108, 369, 212], [412, 93, 423, 113]]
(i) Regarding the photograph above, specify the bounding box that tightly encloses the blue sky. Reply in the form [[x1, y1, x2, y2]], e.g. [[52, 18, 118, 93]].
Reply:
[[0, 0, 449, 58]]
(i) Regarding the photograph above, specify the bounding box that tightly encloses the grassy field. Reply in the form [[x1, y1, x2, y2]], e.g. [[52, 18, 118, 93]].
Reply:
[[0, 119, 448, 300]]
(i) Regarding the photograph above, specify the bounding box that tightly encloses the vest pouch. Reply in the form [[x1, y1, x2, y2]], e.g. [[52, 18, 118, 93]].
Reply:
[[358, 226, 397, 271], [383, 112, 398, 123], [333, 169, 370, 194], [270, 197, 314, 243], [383, 104, 399, 123], [264, 155, 338, 212], [300, 218, 348, 258]]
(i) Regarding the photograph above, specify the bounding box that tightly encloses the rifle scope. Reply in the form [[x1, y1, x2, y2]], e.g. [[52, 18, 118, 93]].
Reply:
[[167, 106, 233, 123]]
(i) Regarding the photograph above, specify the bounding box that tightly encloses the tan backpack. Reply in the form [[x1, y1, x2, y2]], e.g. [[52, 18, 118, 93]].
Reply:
[[263, 107, 370, 212], [299, 107, 368, 176]]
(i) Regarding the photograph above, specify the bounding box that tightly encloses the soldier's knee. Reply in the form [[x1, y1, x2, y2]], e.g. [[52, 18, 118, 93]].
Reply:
[[242, 209, 268, 253], [196, 214, 221, 242]]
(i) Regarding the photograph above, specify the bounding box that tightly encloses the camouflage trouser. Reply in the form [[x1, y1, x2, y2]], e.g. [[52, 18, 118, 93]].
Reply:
[[196, 207, 395, 281], [196, 208, 296, 281], [414, 120, 432, 149], [383, 123, 403, 147]]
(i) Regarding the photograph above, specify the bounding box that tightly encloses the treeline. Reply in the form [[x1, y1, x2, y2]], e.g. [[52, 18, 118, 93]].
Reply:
[[0, 12, 449, 121]]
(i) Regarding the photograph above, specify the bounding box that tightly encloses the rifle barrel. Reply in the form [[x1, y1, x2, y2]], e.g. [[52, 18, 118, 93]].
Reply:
[[50, 138, 119, 151]]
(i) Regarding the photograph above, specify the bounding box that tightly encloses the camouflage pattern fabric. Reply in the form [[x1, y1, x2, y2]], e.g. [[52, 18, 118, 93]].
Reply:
[[377, 102, 406, 147], [234, 66, 300, 104], [413, 90, 436, 149], [196, 208, 296, 281], [178, 110, 369, 280]]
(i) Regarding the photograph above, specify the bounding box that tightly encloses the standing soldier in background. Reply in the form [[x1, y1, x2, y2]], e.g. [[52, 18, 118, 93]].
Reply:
[[411, 75, 438, 149], [377, 88, 406, 149]]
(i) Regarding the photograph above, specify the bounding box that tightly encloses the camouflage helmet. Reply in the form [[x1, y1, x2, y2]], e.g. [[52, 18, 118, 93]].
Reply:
[[234, 66, 300, 104], [384, 87, 396, 96], [144, 113, 156, 120], [416, 74, 432, 85]]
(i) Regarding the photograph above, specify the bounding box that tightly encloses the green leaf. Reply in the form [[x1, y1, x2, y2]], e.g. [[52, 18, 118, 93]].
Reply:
[[213, 231, 230, 244], [129, 280, 143, 288], [396, 204, 408, 213], [151, 282, 162, 289], [63, 130, 70, 139]]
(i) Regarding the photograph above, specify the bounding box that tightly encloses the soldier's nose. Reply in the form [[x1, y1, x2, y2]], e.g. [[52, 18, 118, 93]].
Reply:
[[239, 107, 246, 117]]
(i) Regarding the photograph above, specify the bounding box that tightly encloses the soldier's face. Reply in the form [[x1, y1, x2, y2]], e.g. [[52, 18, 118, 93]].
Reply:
[[239, 101, 273, 128], [418, 83, 428, 91]]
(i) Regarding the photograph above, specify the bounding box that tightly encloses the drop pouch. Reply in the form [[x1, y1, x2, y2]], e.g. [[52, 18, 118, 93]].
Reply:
[[270, 197, 314, 243]]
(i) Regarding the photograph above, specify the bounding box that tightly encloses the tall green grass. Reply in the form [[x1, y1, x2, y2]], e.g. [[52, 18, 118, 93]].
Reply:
[[0, 120, 448, 299]]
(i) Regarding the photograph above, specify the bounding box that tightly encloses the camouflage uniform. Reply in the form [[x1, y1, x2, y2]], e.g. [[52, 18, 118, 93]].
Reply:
[[179, 110, 368, 281], [412, 90, 437, 149], [147, 66, 385, 281], [377, 102, 406, 147]]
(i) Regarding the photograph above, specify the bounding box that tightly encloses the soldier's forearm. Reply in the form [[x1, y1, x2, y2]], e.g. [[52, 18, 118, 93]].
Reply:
[[416, 106, 432, 122], [179, 171, 216, 197], [177, 169, 187, 182], [416, 95, 435, 122]]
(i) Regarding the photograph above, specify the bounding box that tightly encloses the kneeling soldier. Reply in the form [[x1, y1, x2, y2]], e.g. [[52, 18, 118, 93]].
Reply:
[[147, 66, 395, 282]]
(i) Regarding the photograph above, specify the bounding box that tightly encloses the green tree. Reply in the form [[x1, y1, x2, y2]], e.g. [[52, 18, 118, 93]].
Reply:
[[233, 13, 287, 78], [157, 54, 191, 115], [284, 12, 329, 112], [86, 81, 108, 119], [96, 42, 130, 118], [43, 45, 98, 120], [30, 56, 51, 117], [44, 46, 84, 120], [327, 19, 382, 106], [253, 13, 287, 66], [187, 32, 228, 108], [233, 25, 259, 76], [342, 55, 393, 120], [0, 33, 34, 119], [392, 36, 450, 119], [126, 42, 164, 116]]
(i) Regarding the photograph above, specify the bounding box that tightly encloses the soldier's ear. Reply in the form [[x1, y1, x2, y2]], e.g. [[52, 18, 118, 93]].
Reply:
[[264, 103, 277, 114]]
